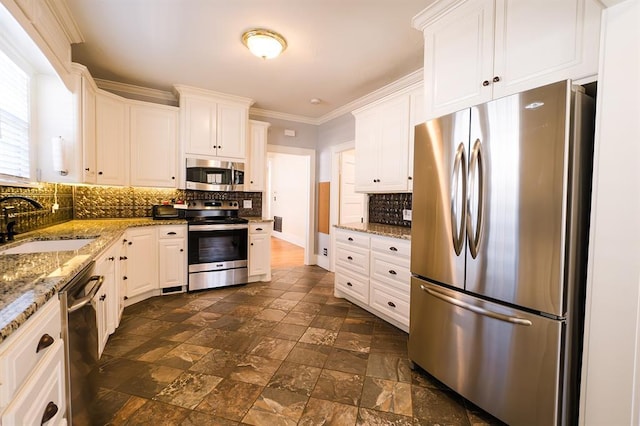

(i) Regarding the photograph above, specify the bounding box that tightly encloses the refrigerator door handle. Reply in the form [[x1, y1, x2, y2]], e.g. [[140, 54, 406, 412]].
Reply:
[[466, 139, 484, 259], [420, 284, 533, 326], [451, 142, 467, 256]]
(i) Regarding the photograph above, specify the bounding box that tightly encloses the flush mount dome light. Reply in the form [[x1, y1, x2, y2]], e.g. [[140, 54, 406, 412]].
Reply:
[[242, 29, 287, 59]]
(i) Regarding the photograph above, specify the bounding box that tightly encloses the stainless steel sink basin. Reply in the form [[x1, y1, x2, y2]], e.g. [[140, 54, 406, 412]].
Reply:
[[0, 238, 95, 255]]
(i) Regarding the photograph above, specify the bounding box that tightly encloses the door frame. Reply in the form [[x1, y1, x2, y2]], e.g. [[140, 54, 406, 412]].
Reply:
[[266, 144, 316, 266]]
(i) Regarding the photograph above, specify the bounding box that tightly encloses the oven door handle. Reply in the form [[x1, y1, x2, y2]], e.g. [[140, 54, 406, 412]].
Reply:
[[189, 224, 249, 231]]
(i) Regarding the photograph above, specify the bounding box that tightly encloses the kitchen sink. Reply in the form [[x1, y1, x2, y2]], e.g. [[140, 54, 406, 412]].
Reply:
[[0, 238, 95, 255]]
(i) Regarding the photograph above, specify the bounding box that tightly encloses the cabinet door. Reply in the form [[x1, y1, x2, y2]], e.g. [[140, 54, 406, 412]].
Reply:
[[81, 75, 97, 184], [93, 289, 109, 358], [354, 109, 380, 192], [408, 87, 425, 192], [124, 228, 158, 298], [377, 96, 410, 191], [217, 103, 247, 159], [492, 0, 601, 99], [248, 120, 269, 191], [158, 238, 186, 288], [184, 97, 217, 156], [94, 246, 118, 336], [130, 104, 178, 187], [96, 92, 129, 185], [422, 0, 494, 119], [249, 232, 270, 276]]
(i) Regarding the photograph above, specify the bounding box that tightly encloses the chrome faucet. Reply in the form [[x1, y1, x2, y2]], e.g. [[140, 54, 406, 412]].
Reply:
[[0, 196, 44, 242]]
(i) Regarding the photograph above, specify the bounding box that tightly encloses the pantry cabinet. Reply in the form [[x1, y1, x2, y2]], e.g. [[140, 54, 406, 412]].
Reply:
[[176, 85, 253, 160], [413, 0, 602, 119], [247, 120, 270, 191], [129, 102, 179, 188], [95, 91, 129, 185]]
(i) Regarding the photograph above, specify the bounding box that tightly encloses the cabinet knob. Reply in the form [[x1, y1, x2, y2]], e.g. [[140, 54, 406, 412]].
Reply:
[[123, 276, 128, 280], [98, 171, 103, 175], [171, 176, 175, 180], [128, 241, 132, 246], [493, 76, 501, 83], [84, 167, 90, 171], [408, 176, 412, 180], [36, 333, 55, 353], [180, 248, 184, 252], [250, 243, 254, 246], [482, 80, 490, 87], [108, 256, 115, 261], [346, 282, 353, 287], [347, 256, 353, 261], [387, 301, 396, 308], [41, 401, 58, 425], [119, 256, 127, 260], [99, 294, 107, 301], [347, 237, 354, 241], [388, 270, 397, 275]]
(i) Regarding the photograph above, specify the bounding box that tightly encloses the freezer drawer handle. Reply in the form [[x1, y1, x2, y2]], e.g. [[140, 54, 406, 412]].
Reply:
[[421, 285, 532, 326]]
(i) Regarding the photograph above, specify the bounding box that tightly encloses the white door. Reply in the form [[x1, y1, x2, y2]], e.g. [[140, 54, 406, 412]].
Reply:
[[339, 149, 366, 224]]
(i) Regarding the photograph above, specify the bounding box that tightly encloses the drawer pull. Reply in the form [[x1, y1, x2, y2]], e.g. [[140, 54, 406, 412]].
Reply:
[[41, 401, 58, 425], [389, 246, 398, 252], [388, 270, 397, 275], [347, 282, 353, 287], [36, 333, 55, 353], [119, 256, 128, 260], [256, 227, 263, 231], [167, 231, 177, 235], [99, 294, 107, 301], [347, 256, 353, 261], [388, 301, 396, 308], [347, 237, 353, 241]]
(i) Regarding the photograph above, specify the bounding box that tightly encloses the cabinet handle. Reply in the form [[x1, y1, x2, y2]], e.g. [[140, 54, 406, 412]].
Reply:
[[99, 294, 107, 301], [250, 180, 254, 184], [123, 276, 128, 280], [123, 239, 127, 243], [98, 171, 103, 175], [171, 176, 175, 180], [387, 301, 396, 308], [256, 227, 263, 231], [41, 401, 58, 425], [346, 282, 353, 287], [493, 76, 500, 83], [408, 176, 412, 180], [108, 256, 115, 261], [180, 248, 184, 252], [347, 237, 354, 241], [128, 241, 132, 245], [167, 232, 177, 235], [84, 167, 90, 171], [36, 333, 54, 353], [482, 80, 490, 87], [119, 256, 127, 260], [250, 243, 254, 246], [347, 256, 353, 260], [388, 270, 397, 275], [389, 246, 398, 252]]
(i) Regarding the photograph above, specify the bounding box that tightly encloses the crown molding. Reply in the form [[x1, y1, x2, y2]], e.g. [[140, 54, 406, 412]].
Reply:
[[95, 78, 178, 104], [174, 84, 254, 107], [45, 0, 84, 43], [412, 0, 464, 30], [249, 108, 320, 125]]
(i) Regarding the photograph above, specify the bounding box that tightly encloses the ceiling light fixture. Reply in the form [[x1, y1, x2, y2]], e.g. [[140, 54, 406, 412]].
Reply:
[[241, 29, 287, 59]]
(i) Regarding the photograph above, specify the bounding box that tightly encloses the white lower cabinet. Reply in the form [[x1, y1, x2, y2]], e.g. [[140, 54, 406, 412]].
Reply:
[[334, 228, 411, 331], [0, 299, 66, 425], [158, 225, 187, 290], [248, 222, 272, 281], [123, 227, 158, 299]]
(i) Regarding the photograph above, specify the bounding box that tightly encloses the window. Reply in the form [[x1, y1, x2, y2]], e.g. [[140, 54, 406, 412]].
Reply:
[[0, 48, 30, 183]]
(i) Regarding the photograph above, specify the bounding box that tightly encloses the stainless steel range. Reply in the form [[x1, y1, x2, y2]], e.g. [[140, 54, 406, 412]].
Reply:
[[185, 200, 249, 291]]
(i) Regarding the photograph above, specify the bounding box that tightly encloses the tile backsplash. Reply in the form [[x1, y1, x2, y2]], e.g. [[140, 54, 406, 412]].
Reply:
[[0, 183, 74, 235], [368, 193, 412, 228]]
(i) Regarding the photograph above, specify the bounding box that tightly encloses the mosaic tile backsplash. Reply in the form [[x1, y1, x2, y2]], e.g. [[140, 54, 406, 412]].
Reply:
[[368, 193, 412, 228], [0, 184, 74, 236], [74, 186, 263, 219]]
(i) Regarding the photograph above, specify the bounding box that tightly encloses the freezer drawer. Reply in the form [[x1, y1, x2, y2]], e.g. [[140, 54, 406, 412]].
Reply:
[[409, 278, 563, 426]]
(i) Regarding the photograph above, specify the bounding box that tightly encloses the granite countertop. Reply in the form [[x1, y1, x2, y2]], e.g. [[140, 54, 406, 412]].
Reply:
[[242, 217, 274, 222], [0, 218, 185, 344], [334, 222, 412, 240]]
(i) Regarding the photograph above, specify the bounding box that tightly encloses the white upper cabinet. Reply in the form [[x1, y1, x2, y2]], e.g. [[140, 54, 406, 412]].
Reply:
[[413, 0, 602, 119], [129, 102, 179, 188], [95, 91, 129, 186], [247, 120, 271, 191], [353, 86, 421, 193], [175, 85, 253, 160]]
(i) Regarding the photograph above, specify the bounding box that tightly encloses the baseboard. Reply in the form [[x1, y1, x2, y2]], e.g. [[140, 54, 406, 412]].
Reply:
[[316, 255, 330, 271], [272, 232, 305, 247]]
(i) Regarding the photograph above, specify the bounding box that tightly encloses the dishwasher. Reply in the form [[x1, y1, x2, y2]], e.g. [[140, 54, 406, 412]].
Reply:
[[59, 261, 103, 425]]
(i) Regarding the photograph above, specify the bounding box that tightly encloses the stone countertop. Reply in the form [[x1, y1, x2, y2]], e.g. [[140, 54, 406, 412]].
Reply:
[[0, 218, 185, 344], [334, 222, 412, 240], [242, 217, 274, 223]]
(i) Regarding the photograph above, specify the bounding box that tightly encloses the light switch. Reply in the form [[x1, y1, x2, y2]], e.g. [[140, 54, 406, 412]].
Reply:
[[243, 199, 252, 209], [403, 209, 412, 221]]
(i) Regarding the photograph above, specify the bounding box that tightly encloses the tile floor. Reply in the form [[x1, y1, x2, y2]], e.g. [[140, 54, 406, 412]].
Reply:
[[88, 265, 504, 425]]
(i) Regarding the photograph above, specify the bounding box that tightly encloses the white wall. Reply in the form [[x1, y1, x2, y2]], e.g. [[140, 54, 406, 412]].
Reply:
[[267, 151, 309, 247], [580, 1, 640, 424]]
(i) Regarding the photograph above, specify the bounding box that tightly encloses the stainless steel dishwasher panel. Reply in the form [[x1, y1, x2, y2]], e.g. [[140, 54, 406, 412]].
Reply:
[[408, 278, 563, 426], [59, 261, 103, 426]]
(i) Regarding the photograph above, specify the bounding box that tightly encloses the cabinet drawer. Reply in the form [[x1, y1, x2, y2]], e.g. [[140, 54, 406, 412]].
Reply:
[[335, 267, 369, 305], [0, 299, 61, 406], [2, 341, 66, 425], [370, 252, 410, 290], [370, 284, 410, 327], [158, 225, 186, 239], [335, 244, 369, 276], [370, 236, 411, 259], [335, 229, 370, 249], [250, 222, 272, 234]]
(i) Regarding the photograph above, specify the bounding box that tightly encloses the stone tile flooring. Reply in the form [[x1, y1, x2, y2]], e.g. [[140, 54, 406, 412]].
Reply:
[[89, 265, 504, 425]]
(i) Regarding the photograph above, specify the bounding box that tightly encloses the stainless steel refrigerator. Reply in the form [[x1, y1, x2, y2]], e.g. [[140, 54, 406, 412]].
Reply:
[[409, 80, 595, 426]]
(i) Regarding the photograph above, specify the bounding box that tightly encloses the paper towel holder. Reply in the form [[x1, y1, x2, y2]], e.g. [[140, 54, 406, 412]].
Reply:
[[52, 136, 68, 176]]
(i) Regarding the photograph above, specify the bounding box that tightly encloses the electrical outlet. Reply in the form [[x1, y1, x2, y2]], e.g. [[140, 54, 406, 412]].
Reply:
[[402, 209, 412, 221], [243, 199, 252, 209], [323, 248, 328, 256], [52, 203, 59, 213]]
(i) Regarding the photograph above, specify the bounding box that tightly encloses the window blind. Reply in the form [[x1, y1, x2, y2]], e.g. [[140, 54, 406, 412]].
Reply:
[[0, 48, 30, 182]]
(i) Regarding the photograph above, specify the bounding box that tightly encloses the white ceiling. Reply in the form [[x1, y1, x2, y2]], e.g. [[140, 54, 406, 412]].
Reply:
[[64, 0, 433, 121]]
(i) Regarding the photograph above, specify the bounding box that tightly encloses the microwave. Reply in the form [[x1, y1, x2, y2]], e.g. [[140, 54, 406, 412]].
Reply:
[[185, 158, 245, 191]]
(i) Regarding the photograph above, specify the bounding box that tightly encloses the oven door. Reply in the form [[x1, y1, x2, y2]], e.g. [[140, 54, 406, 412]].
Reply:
[[188, 224, 248, 272]]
